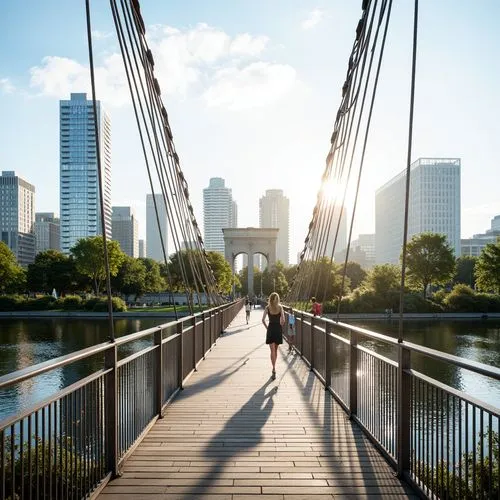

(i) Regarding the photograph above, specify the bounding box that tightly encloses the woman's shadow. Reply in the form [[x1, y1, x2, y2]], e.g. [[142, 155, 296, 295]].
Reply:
[[181, 378, 277, 497]]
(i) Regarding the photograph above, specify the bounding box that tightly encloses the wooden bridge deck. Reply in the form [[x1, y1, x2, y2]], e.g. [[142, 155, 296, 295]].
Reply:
[[99, 307, 417, 499]]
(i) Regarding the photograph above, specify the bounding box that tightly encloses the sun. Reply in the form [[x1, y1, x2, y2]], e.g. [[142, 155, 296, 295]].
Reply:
[[320, 177, 341, 205]]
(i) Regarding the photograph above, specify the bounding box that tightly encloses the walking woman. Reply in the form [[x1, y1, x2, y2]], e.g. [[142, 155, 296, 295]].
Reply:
[[262, 292, 285, 380]]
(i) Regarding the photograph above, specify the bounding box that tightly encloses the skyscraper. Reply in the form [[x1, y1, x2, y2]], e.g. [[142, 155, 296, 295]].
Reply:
[[146, 193, 168, 261], [259, 189, 289, 265], [203, 178, 237, 254], [375, 158, 461, 264], [0, 171, 36, 266], [112, 206, 139, 257], [35, 212, 60, 254], [60, 93, 112, 254], [139, 239, 146, 258]]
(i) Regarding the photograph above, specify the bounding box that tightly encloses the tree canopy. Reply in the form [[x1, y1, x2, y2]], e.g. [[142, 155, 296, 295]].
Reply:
[[0, 242, 25, 294], [361, 263, 400, 295], [71, 237, 125, 294], [453, 255, 477, 288], [404, 232, 456, 297], [475, 239, 500, 294], [27, 250, 81, 295]]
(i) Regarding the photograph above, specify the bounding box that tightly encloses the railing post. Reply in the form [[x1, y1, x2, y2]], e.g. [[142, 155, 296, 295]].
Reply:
[[325, 322, 333, 390], [310, 315, 315, 371], [154, 327, 163, 418], [397, 345, 411, 477], [192, 315, 197, 371], [349, 330, 358, 418], [299, 312, 304, 355], [202, 312, 206, 360], [177, 321, 184, 390], [104, 344, 119, 477]]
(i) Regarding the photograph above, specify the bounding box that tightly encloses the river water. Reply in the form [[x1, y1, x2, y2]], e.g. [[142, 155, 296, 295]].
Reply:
[[1, 317, 499, 423]]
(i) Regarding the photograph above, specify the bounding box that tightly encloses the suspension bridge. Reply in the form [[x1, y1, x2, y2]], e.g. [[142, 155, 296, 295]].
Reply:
[[1, 0, 499, 499]]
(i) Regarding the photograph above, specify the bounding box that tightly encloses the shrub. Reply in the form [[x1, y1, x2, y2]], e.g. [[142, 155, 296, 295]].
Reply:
[[0, 295, 26, 311], [58, 295, 83, 310], [26, 295, 58, 310], [91, 296, 127, 312]]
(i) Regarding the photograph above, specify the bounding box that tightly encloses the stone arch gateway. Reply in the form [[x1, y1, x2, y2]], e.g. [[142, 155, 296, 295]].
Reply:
[[222, 228, 279, 298]]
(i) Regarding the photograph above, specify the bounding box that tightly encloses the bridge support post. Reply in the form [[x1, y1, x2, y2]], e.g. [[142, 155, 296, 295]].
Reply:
[[177, 321, 184, 390], [202, 312, 206, 359], [299, 312, 304, 355], [104, 344, 119, 477], [192, 316, 197, 371], [310, 316, 315, 371], [325, 322, 333, 390], [349, 330, 358, 418], [154, 327, 163, 418], [397, 345, 411, 477]]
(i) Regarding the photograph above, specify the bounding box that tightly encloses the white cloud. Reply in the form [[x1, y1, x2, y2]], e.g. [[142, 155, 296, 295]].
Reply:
[[203, 62, 296, 111], [302, 9, 323, 30], [91, 30, 114, 40], [0, 78, 15, 94], [28, 23, 293, 111]]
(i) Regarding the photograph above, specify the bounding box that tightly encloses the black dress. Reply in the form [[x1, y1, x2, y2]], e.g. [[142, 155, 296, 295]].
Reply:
[[266, 307, 283, 345]]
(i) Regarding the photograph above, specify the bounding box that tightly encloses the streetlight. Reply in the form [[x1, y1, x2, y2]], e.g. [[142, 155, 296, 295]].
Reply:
[[273, 277, 276, 292]]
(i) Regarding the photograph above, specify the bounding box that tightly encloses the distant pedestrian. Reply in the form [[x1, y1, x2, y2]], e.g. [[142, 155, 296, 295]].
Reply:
[[286, 311, 296, 353], [262, 292, 285, 380], [245, 298, 251, 324], [311, 297, 322, 316]]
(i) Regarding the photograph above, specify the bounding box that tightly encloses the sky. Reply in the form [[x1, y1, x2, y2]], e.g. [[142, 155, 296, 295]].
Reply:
[[0, 0, 499, 263]]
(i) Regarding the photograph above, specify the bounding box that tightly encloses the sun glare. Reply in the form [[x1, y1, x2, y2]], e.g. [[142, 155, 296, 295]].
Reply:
[[320, 177, 341, 204]]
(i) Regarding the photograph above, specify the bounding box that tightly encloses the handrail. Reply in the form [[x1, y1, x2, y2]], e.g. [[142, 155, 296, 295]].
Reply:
[[0, 340, 113, 390]]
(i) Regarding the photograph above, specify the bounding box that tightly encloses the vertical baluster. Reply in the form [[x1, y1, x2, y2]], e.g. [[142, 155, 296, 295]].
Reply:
[[325, 323, 333, 391], [20, 418, 24, 500], [28, 415, 32, 500], [177, 321, 184, 390], [48, 403, 53, 498], [464, 403, 469, 499], [10, 426, 15, 500], [480, 408, 484, 500], [105, 344, 119, 478], [488, 414, 492, 499], [458, 399, 463, 499], [35, 411, 39, 499], [1, 429, 5, 500], [349, 330, 358, 418], [155, 327, 164, 418], [192, 316, 197, 371], [397, 345, 411, 477], [472, 405, 477, 499]]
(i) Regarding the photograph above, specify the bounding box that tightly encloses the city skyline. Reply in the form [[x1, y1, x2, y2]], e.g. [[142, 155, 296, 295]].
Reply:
[[1, 2, 499, 262]]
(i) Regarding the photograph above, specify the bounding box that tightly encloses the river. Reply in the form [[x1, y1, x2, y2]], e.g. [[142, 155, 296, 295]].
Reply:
[[1, 317, 499, 422]]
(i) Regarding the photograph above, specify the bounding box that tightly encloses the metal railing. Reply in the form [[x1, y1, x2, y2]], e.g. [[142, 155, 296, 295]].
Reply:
[[291, 309, 500, 499], [0, 300, 242, 500]]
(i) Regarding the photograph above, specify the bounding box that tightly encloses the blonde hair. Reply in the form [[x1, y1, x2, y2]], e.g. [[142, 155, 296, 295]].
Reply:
[[267, 292, 281, 313]]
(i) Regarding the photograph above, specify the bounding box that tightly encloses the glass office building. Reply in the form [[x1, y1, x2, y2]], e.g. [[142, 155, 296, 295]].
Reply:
[[60, 93, 112, 254]]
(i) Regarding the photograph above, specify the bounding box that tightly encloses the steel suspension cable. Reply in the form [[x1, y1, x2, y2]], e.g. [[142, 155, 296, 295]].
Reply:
[[398, 0, 419, 343], [85, 0, 115, 341]]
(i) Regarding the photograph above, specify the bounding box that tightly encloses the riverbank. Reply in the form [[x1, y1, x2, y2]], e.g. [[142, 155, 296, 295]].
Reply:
[[1, 311, 500, 320]]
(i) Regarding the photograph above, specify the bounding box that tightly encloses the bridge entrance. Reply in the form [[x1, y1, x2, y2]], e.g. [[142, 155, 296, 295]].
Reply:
[[222, 227, 279, 298]]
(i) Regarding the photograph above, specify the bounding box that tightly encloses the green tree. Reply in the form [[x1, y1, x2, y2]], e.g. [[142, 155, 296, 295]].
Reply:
[[475, 239, 500, 293], [71, 237, 125, 295], [0, 242, 25, 293], [404, 232, 456, 298], [206, 251, 233, 295], [27, 250, 81, 294], [139, 257, 165, 293], [342, 261, 367, 290], [361, 263, 400, 295], [112, 256, 147, 299], [453, 255, 477, 288], [238, 265, 261, 296]]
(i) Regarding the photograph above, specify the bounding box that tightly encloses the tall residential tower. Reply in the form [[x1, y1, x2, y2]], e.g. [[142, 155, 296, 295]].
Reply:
[[0, 171, 36, 265], [35, 212, 60, 254], [259, 189, 289, 265], [375, 158, 461, 264], [203, 178, 237, 254], [112, 206, 139, 257], [146, 193, 168, 261], [59, 93, 112, 254]]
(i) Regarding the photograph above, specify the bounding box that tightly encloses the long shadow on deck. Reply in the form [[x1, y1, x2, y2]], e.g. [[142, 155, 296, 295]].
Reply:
[[181, 378, 278, 498]]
